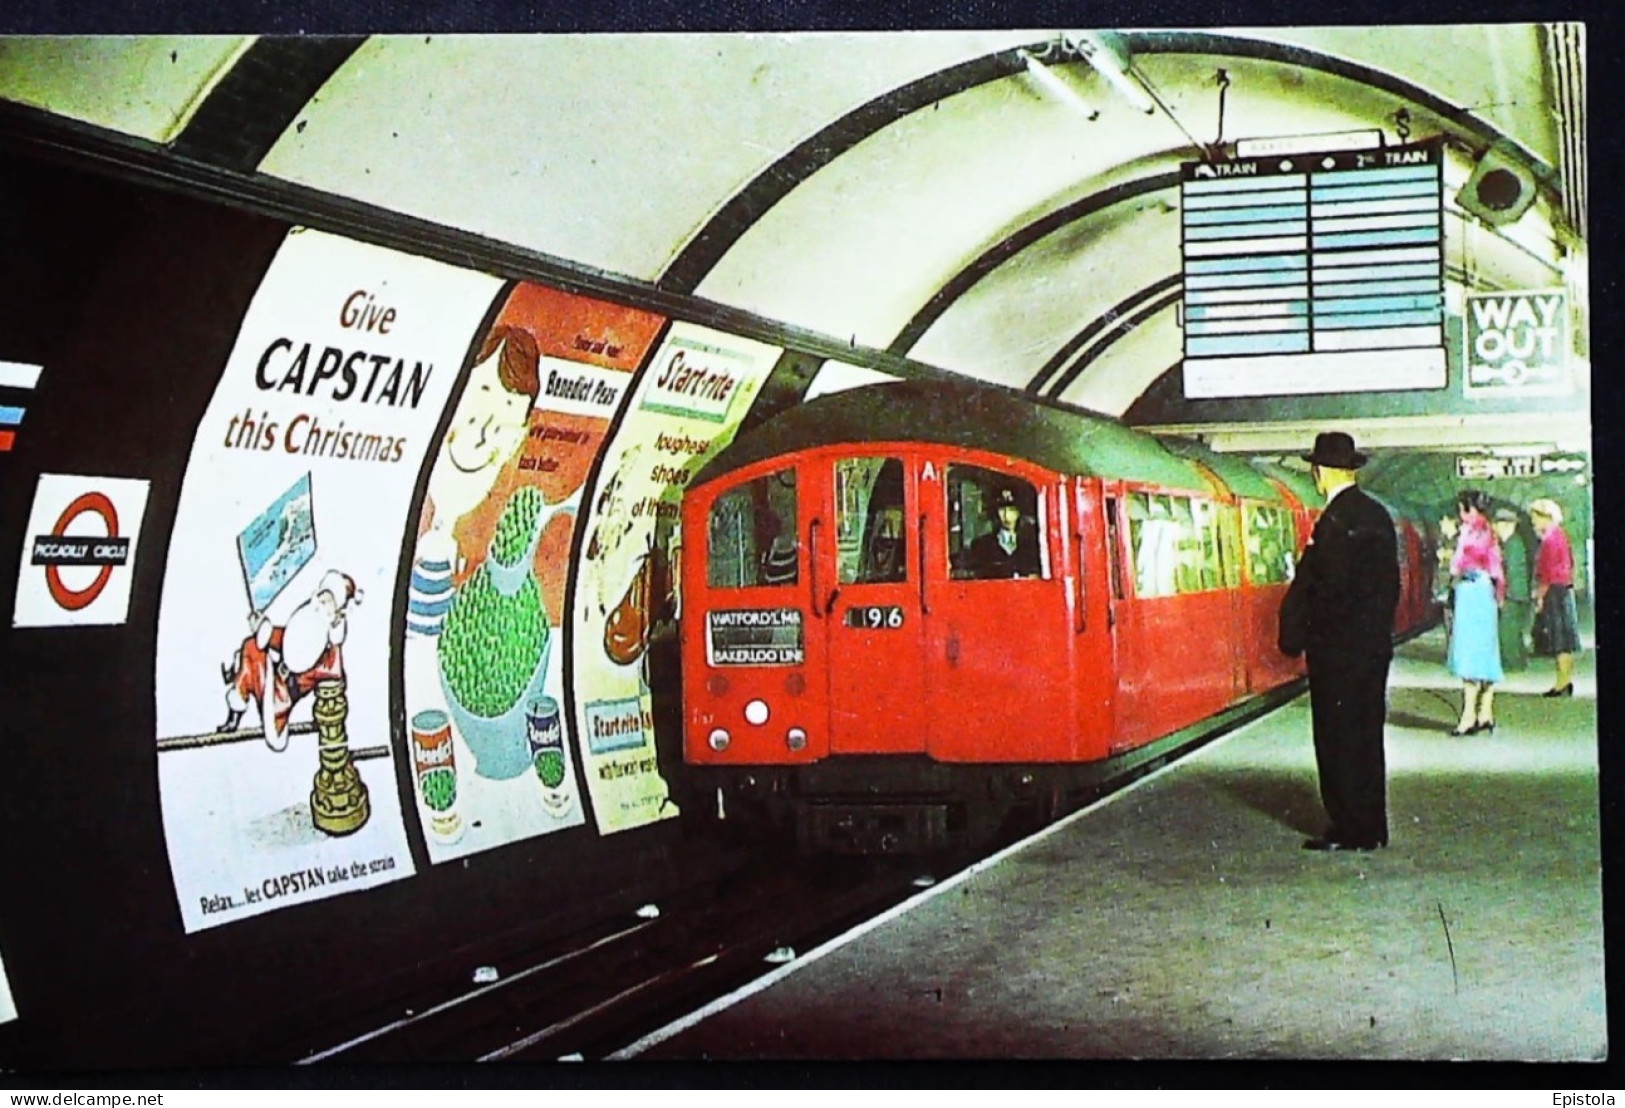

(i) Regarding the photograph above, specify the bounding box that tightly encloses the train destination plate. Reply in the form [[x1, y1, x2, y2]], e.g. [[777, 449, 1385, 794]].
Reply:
[[707, 607, 804, 666]]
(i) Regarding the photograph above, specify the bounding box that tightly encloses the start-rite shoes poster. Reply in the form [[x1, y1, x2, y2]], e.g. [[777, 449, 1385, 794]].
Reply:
[[153, 227, 502, 932]]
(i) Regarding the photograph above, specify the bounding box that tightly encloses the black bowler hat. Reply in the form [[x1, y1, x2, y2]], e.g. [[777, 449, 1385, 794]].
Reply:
[[1302, 431, 1368, 469], [993, 487, 1019, 509]]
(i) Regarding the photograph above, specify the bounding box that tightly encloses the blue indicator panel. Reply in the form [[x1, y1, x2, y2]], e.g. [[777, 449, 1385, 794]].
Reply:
[[1180, 142, 1446, 398]]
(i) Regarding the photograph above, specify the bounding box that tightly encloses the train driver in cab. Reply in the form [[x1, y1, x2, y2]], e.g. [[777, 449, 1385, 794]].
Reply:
[[968, 486, 1041, 579]]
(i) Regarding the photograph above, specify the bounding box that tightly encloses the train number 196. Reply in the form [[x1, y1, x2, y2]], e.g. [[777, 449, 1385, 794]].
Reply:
[[844, 605, 905, 629]]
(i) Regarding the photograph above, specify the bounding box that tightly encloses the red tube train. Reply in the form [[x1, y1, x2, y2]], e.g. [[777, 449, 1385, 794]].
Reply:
[[676, 382, 1436, 854]]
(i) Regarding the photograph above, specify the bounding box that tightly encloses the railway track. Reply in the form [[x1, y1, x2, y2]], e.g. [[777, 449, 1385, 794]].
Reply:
[[293, 852, 931, 1065], [290, 674, 1330, 1065]]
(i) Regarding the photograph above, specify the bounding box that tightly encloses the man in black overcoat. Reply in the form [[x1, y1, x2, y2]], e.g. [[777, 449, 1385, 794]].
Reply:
[[1278, 432, 1401, 852]]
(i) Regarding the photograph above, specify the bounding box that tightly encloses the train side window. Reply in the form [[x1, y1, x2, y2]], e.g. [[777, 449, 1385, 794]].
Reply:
[[706, 468, 799, 588], [1188, 498, 1224, 592], [1169, 497, 1206, 593], [1216, 504, 1243, 589], [835, 457, 907, 585], [1242, 503, 1295, 584], [946, 465, 1047, 580], [1128, 492, 1180, 598]]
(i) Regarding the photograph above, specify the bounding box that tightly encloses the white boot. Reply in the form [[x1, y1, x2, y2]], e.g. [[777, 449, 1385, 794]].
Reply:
[[1455, 682, 1479, 735]]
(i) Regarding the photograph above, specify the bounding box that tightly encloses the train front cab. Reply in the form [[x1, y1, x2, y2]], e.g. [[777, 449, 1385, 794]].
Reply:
[[680, 445, 1118, 852]]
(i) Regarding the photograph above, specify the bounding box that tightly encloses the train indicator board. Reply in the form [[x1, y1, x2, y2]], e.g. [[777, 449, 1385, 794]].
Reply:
[[1181, 141, 1446, 399]]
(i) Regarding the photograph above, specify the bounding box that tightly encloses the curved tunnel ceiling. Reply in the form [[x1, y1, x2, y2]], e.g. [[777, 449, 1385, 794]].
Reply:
[[0, 26, 1584, 422]]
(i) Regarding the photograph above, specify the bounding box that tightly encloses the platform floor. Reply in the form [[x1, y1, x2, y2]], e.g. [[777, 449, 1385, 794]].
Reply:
[[626, 625, 1605, 1061]]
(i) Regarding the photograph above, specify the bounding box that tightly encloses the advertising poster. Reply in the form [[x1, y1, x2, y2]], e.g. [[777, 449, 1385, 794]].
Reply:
[[0, 952, 14, 1024], [573, 322, 781, 834], [402, 283, 665, 862], [13, 474, 150, 627], [154, 228, 503, 932]]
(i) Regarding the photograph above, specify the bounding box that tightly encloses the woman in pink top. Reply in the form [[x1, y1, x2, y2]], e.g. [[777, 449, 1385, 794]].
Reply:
[[1529, 498, 1580, 696], [1448, 490, 1504, 734]]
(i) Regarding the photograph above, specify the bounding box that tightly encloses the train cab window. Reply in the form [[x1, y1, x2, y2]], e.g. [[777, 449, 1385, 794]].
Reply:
[[1242, 503, 1296, 584], [946, 466, 1047, 581], [835, 457, 907, 585], [706, 468, 799, 588]]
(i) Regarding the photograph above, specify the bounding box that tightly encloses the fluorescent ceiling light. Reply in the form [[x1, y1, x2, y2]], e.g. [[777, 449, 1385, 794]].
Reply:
[[1073, 31, 1155, 114], [1018, 48, 1098, 120]]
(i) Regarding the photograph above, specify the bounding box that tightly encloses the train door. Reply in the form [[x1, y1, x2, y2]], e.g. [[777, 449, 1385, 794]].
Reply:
[[684, 460, 828, 766], [1072, 479, 1120, 758], [1101, 486, 1138, 745], [815, 454, 928, 755], [921, 459, 1076, 763]]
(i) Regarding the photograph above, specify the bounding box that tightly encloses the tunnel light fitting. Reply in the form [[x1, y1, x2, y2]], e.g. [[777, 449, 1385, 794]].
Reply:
[[1017, 48, 1100, 121], [1070, 31, 1156, 115]]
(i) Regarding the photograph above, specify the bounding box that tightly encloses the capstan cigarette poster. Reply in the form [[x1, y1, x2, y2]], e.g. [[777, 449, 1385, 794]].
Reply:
[[572, 321, 780, 834], [401, 282, 665, 862], [154, 227, 503, 931]]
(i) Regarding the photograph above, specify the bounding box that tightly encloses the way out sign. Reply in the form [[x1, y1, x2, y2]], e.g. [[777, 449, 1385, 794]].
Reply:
[[1463, 288, 1570, 396]]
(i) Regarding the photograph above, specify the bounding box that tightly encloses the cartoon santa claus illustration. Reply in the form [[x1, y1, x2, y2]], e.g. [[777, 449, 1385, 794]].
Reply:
[[217, 569, 361, 750]]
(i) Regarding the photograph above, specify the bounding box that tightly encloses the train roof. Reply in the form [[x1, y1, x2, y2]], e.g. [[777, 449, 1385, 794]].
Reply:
[[1255, 460, 1327, 510], [1159, 439, 1286, 503], [694, 381, 1211, 493]]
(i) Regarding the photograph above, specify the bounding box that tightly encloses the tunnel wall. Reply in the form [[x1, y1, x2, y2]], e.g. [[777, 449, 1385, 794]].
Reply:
[[0, 149, 822, 1070]]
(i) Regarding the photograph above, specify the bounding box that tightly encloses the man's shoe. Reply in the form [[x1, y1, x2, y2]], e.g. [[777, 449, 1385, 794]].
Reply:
[[1302, 837, 1384, 852]]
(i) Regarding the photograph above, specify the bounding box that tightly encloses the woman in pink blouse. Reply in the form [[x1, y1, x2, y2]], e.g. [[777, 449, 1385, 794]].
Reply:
[[1529, 498, 1580, 696], [1448, 490, 1504, 734]]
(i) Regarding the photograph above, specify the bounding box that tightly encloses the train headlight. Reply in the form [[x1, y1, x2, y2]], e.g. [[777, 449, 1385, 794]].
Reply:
[[786, 727, 807, 752], [708, 728, 731, 752], [744, 699, 770, 726]]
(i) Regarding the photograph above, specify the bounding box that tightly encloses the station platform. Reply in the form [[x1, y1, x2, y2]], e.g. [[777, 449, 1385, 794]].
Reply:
[[622, 623, 1604, 1061]]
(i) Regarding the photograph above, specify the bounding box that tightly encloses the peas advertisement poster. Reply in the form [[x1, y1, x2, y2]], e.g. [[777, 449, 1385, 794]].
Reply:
[[572, 321, 780, 834], [400, 282, 666, 863], [153, 228, 503, 932]]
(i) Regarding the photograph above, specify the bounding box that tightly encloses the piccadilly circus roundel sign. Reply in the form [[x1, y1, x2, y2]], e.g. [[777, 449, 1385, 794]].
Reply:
[[13, 474, 150, 627]]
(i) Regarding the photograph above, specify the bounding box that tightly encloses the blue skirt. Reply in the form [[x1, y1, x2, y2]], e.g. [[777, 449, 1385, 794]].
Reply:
[[1449, 573, 1504, 683]]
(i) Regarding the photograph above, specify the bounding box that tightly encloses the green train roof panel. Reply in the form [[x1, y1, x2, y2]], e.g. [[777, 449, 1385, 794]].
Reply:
[[1256, 460, 1327, 510], [693, 381, 1211, 493], [1159, 438, 1286, 503]]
